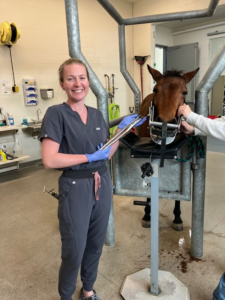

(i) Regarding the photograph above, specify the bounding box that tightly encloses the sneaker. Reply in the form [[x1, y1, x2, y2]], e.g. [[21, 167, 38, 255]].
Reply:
[[79, 288, 102, 300]]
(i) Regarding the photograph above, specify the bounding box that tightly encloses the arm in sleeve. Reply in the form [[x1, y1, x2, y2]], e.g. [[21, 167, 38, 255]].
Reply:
[[187, 112, 225, 141]]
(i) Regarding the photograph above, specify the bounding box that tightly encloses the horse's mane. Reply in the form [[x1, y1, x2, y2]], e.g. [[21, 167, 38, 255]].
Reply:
[[163, 70, 183, 78]]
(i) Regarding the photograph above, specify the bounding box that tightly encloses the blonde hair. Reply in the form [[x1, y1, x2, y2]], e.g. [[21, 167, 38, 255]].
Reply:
[[58, 58, 90, 82]]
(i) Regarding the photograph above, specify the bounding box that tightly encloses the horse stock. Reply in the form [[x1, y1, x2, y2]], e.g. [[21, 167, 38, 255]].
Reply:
[[103, 65, 199, 164]]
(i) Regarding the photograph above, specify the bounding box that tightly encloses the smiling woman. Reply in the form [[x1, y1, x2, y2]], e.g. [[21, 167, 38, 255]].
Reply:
[[39, 58, 147, 300], [40, 58, 115, 300]]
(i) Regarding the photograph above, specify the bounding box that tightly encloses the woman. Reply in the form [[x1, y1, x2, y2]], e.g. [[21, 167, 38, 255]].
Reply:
[[40, 58, 146, 300], [177, 103, 225, 300]]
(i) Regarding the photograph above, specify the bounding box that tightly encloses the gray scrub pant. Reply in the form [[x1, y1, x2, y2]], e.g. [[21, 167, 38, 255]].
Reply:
[[58, 170, 112, 300]]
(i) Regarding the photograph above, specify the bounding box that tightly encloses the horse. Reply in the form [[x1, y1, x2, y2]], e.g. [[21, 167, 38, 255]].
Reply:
[[137, 64, 199, 230]]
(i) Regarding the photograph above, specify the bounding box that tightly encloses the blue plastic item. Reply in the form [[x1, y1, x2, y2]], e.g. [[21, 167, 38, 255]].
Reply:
[[27, 100, 37, 104], [85, 145, 111, 163], [118, 114, 147, 129], [213, 273, 225, 300]]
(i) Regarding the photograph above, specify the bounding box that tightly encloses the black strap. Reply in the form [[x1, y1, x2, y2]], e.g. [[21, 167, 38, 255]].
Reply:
[[160, 122, 167, 167], [62, 164, 107, 179]]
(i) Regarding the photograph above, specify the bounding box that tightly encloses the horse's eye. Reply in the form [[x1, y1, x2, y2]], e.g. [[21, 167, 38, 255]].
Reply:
[[182, 91, 188, 96], [153, 88, 158, 93]]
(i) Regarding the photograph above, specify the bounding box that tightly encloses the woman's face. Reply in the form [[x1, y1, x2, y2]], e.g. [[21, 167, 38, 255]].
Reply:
[[60, 63, 89, 102]]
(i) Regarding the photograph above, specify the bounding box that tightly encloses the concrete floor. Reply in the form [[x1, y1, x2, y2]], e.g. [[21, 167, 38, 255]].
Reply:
[[0, 151, 225, 300]]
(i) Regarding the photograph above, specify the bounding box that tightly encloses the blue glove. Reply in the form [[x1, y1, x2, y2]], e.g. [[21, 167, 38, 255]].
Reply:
[[118, 114, 147, 129], [85, 144, 112, 163]]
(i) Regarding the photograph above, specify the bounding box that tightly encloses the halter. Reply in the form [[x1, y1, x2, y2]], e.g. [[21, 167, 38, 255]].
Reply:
[[148, 99, 183, 145], [148, 99, 184, 167]]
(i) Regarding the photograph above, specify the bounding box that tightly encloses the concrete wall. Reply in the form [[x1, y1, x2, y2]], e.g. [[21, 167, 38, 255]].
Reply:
[[0, 0, 133, 162]]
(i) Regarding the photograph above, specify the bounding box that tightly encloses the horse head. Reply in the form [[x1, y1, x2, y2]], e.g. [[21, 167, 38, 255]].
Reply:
[[138, 65, 199, 141]]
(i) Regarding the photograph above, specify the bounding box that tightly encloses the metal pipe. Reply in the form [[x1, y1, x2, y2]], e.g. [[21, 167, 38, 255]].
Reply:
[[150, 160, 159, 295], [97, 0, 219, 26], [123, 8, 219, 25], [119, 25, 141, 114], [149, 121, 179, 129], [191, 43, 225, 258], [64, 0, 115, 246], [97, 0, 124, 25], [64, 0, 109, 124]]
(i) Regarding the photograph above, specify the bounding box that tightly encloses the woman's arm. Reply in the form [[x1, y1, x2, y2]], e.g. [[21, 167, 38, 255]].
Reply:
[[41, 138, 88, 169], [178, 103, 225, 141], [187, 112, 225, 141]]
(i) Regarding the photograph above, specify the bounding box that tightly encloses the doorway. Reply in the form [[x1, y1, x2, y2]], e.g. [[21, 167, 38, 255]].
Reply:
[[210, 37, 225, 116]]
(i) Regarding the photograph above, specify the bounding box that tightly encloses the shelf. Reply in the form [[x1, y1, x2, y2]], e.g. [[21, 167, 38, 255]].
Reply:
[[0, 126, 30, 173], [0, 155, 30, 166], [0, 155, 30, 173], [0, 125, 22, 132]]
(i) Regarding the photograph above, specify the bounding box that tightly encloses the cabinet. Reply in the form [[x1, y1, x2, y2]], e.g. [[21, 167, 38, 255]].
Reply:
[[0, 126, 30, 173]]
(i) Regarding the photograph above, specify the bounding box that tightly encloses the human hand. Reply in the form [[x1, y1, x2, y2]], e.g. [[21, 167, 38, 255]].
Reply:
[[118, 114, 147, 129], [177, 103, 192, 119], [180, 121, 194, 135], [85, 144, 112, 163]]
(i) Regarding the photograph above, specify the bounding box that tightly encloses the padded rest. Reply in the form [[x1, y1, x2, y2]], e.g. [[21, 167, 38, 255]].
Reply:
[[120, 132, 189, 159]]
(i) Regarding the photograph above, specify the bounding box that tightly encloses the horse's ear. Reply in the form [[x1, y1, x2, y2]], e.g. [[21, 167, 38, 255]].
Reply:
[[182, 68, 200, 83], [147, 65, 163, 82]]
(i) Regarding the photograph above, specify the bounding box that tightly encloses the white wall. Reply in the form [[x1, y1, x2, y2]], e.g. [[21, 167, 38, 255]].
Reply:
[[173, 25, 225, 83], [133, 0, 225, 98], [173, 24, 225, 111], [0, 0, 134, 162]]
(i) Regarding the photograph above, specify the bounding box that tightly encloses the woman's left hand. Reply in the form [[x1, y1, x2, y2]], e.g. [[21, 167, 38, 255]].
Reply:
[[118, 114, 147, 129]]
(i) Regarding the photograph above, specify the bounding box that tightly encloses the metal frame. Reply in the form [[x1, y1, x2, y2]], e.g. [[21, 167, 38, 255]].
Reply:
[[63, 0, 225, 257]]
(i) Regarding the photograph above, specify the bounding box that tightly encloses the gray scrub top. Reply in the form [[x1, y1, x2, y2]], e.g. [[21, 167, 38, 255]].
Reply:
[[40, 102, 110, 171]]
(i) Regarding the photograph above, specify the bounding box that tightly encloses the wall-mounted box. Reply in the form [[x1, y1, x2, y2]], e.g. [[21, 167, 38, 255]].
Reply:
[[22, 79, 38, 106], [40, 89, 54, 99]]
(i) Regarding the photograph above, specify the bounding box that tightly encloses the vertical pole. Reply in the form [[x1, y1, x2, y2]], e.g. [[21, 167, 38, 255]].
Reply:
[[150, 160, 159, 295]]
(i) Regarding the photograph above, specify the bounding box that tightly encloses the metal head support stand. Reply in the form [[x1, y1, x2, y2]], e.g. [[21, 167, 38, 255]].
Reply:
[[120, 159, 190, 300], [118, 115, 190, 299]]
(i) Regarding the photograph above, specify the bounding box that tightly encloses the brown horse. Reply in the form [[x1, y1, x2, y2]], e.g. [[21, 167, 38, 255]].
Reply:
[[137, 65, 199, 230], [138, 65, 199, 138]]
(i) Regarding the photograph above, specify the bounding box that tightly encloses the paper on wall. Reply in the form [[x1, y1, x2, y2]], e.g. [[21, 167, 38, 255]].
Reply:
[[0, 79, 12, 95]]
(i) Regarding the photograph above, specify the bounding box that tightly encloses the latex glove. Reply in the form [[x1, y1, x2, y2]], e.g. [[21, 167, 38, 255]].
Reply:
[[118, 114, 147, 129], [85, 144, 112, 163]]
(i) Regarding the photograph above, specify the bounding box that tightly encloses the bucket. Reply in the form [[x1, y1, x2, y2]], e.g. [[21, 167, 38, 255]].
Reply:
[[13, 139, 23, 158]]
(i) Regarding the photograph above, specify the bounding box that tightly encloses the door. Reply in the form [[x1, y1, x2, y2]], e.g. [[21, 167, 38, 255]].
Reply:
[[212, 76, 225, 116], [166, 43, 199, 111]]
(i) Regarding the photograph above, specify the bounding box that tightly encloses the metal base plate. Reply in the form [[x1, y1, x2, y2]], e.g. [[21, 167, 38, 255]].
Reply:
[[120, 268, 190, 300]]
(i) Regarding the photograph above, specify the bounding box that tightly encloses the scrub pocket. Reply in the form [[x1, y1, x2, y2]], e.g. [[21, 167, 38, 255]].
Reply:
[[58, 176, 77, 259]]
